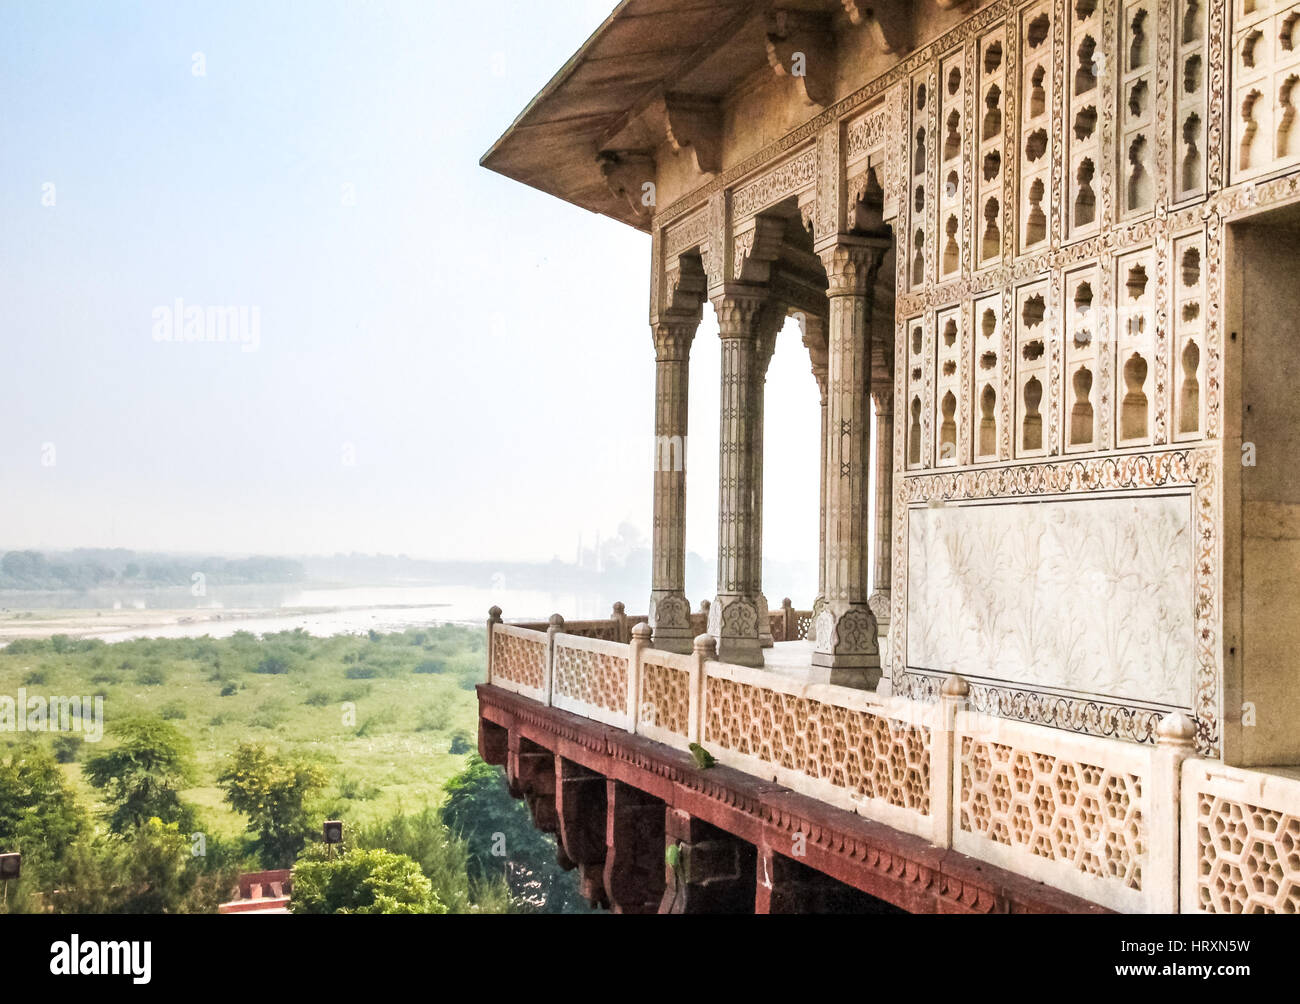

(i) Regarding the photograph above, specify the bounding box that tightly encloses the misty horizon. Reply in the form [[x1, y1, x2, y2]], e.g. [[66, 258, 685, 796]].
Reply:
[[1, 0, 825, 571]]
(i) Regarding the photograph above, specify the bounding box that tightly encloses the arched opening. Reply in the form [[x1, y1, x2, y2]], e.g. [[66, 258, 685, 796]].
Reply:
[[1120, 353, 1149, 440], [1021, 376, 1043, 452], [1179, 340, 1201, 434], [1070, 366, 1094, 446], [979, 384, 997, 458]]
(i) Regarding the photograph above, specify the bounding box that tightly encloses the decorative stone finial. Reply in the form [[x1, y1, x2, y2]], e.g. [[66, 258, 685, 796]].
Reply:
[[941, 673, 970, 698], [781, 597, 793, 610], [1156, 711, 1197, 749], [612, 601, 626, 615], [548, 613, 565, 629], [632, 622, 653, 641], [693, 634, 718, 657], [488, 606, 502, 623], [699, 599, 711, 614]]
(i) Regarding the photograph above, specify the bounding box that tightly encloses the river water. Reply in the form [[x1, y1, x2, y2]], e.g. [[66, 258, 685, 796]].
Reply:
[[0, 584, 621, 644]]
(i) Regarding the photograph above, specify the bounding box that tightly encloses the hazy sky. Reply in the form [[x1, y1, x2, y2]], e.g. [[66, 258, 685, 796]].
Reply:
[[0, 0, 822, 568]]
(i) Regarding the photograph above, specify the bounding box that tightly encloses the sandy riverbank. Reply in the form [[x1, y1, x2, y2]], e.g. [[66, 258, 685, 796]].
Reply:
[[0, 603, 454, 643]]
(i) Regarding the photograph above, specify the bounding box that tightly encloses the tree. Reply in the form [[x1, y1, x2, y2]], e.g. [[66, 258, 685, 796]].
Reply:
[[44, 819, 237, 915], [0, 744, 86, 879], [441, 755, 589, 913], [290, 847, 446, 914], [352, 807, 511, 914], [83, 718, 196, 833], [218, 743, 327, 867]]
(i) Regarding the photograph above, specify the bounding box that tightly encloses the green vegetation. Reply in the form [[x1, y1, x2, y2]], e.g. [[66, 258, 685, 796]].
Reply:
[[218, 744, 327, 867], [0, 625, 587, 914], [84, 718, 196, 833], [291, 847, 447, 914]]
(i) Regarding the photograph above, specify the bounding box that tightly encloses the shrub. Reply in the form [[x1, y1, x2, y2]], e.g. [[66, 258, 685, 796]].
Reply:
[[448, 731, 473, 756], [52, 734, 83, 764], [254, 654, 289, 675], [416, 705, 451, 733], [291, 847, 445, 914], [413, 659, 444, 675]]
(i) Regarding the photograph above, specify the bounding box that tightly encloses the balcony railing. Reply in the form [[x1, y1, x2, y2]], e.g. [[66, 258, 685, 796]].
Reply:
[[508, 599, 813, 645], [483, 609, 1300, 914]]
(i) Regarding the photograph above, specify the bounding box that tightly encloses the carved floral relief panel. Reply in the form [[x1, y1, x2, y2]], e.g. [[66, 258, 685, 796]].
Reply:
[[906, 492, 1195, 708]]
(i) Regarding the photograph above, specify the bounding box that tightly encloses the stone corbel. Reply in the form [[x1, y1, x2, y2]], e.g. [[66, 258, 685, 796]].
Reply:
[[598, 151, 657, 219], [797, 192, 817, 236], [765, 10, 836, 107], [840, 0, 914, 55], [661, 93, 723, 176], [732, 215, 786, 284], [801, 315, 829, 401], [661, 253, 708, 321]]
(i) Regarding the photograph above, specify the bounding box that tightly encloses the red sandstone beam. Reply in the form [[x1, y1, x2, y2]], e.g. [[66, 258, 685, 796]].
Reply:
[[478, 684, 1109, 915]]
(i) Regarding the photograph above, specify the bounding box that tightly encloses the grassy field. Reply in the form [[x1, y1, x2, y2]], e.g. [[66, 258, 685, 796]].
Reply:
[[0, 625, 486, 839]]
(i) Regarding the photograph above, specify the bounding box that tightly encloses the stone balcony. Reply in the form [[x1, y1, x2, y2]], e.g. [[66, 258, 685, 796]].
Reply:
[[479, 606, 1300, 914]]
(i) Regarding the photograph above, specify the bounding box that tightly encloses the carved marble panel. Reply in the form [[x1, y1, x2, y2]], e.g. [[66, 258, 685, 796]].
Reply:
[[906, 492, 1195, 709]]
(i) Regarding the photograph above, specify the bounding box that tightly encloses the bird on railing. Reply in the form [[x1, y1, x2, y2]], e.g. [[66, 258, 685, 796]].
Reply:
[[688, 742, 717, 769]]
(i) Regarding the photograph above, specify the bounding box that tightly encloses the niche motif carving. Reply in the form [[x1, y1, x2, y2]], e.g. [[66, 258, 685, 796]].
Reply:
[[1071, 367, 1095, 445], [1022, 376, 1044, 450]]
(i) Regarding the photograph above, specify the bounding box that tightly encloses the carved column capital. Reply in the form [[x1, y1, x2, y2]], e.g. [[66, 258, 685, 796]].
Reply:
[[653, 319, 698, 361], [710, 289, 769, 338], [817, 237, 891, 296]]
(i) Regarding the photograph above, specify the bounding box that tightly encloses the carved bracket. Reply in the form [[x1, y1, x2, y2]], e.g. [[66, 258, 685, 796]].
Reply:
[[661, 93, 723, 176], [732, 215, 787, 284], [841, 0, 914, 55], [662, 252, 708, 320], [598, 151, 657, 219], [766, 10, 836, 107]]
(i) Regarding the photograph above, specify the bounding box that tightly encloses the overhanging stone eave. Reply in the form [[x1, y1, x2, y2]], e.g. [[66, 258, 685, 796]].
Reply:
[[478, 155, 652, 232], [480, 0, 767, 234]]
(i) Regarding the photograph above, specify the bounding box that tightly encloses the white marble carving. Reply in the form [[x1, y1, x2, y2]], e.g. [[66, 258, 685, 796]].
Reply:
[[907, 494, 1194, 707]]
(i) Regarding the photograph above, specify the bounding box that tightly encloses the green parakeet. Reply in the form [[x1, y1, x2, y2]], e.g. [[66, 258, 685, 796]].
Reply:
[[689, 742, 716, 769]]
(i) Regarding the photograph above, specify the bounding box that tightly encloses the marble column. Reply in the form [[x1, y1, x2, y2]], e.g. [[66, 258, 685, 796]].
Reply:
[[812, 237, 890, 687], [708, 290, 775, 667], [801, 315, 830, 614], [752, 311, 781, 649], [648, 318, 698, 653], [868, 384, 893, 627]]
